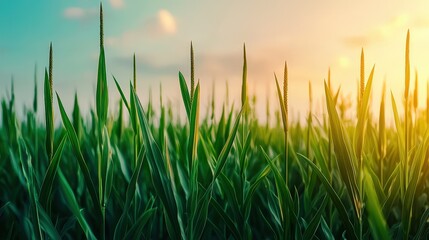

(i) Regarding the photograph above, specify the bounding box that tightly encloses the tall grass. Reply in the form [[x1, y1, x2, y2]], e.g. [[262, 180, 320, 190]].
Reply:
[[2, 8, 429, 240]]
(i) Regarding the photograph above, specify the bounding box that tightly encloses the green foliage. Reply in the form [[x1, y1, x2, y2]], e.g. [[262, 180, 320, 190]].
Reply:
[[1, 12, 429, 240]]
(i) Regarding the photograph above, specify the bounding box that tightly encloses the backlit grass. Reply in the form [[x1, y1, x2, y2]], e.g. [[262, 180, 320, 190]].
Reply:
[[1, 5, 429, 240]]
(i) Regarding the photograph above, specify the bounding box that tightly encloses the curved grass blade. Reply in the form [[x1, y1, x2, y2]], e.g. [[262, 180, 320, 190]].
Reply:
[[188, 83, 200, 176], [37, 201, 61, 240], [131, 86, 182, 238], [324, 82, 360, 220], [39, 135, 67, 206], [44, 68, 53, 159], [113, 76, 130, 112], [58, 170, 96, 240], [114, 147, 146, 240], [298, 153, 358, 240], [179, 71, 191, 119], [212, 106, 243, 181], [302, 196, 328, 240], [123, 208, 157, 239], [364, 168, 390, 240], [211, 198, 241, 240], [56, 93, 102, 221], [261, 147, 298, 225]]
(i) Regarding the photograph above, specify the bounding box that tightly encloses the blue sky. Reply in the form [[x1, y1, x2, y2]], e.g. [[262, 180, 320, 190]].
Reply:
[[2, 1, 429, 123]]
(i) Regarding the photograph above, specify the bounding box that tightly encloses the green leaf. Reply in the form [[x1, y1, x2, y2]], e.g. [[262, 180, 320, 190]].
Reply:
[[56, 93, 102, 221], [131, 86, 182, 239], [44, 68, 54, 159], [179, 71, 191, 120], [302, 196, 328, 240], [212, 106, 243, 181], [324, 81, 361, 220], [39, 135, 67, 206], [114, 146, 146, 240], [211, 198, 241, 240], [123, 208, 157, 239], [58, 170, 96, 240], [364, 168, 391, 240], [298, 153, 358, 240], [96, 47, 108, 125], [113, 76, 130, 112]]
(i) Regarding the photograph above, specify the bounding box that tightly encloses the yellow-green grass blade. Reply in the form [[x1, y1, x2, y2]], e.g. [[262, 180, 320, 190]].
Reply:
[[402, 129, 429, 238], [379, 81, 386, 184], [364, 168, 390, 240], [274, 74, 287, 132], [179, 71, 191, 120], [190, 42, 195, 102], [241, 44, 248, 111], [188, 83, 200, 177], [354, 65, 375, 166], [391, 93, 406, 199], [324, 82, 360, 219]]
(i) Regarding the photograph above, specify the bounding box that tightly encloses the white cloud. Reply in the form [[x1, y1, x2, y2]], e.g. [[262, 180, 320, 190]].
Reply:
[[64, 7, 85, 19], [107, 9, 177, 49], [144, 9, 177, 36], [63, 7, 97, 20], [158, 10, 176, 34], [345, 12, 429, 48], [110, 0, 124, 9]]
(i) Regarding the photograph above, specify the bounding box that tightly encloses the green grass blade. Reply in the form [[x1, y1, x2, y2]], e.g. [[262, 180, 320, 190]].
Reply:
[[44, 68, 53, 159], [211, 198, 241, 240], [58, 170, 96, 240], [179, 71, 191, 119], [113, 147, 146, 240], [324, 82, 360, 220], [96, 46, 108, 125], [212, 106, 243, 181], [113, 76, 130, 112], [56, 93, 102, 221], [131, 86, 182, 238], [364, 168, 390, 240], [298, 153, 358, 240], [302, 196, 328, 240], [39, 135, 67, 206], [188, 83, 200, 175], [123, 208, 157, 239]]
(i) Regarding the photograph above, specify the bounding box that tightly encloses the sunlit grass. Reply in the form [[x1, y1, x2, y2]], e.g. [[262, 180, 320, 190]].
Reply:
[[2, 4, 429, 240]]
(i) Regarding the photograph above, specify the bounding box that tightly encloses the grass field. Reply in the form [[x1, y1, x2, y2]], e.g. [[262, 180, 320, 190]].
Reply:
[[1, 5, 429, 240]]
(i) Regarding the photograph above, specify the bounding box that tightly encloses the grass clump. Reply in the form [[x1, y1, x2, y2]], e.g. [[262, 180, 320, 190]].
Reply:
[[3, 7, 429, 240]]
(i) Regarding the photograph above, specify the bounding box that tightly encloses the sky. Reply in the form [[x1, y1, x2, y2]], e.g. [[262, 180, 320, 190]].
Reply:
[[2, 0, 429, 124]]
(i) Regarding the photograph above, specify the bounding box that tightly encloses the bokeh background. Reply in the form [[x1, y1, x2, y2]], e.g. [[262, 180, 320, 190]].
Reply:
[[2, 0, 429, 123]]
